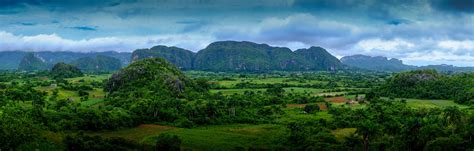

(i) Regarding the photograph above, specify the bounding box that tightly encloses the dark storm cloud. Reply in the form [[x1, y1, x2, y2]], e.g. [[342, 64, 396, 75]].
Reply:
[[69, 26, 97, 31], [430, 0, 474, 13], [386, 19, 411, 26], [18, 22, 37, 26], [0, 0, 117, 8]]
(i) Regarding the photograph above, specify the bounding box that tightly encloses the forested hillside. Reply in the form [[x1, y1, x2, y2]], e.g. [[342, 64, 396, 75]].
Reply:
[[72, 55, 122, 73], [50, 62, 84, 79], [18, 53, 48, 71], [378, 70, 474, 104], [0, 51, 131, 70], [131, 45, 195, 70], [341, 54, 474, 72], [341, 55, 416, 72], [133, 41, 344, 72], [295, 46, 343, 71]]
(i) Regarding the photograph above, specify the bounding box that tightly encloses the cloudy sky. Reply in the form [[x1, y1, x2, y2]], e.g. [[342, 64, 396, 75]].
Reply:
[[0, 0, 473, 66]]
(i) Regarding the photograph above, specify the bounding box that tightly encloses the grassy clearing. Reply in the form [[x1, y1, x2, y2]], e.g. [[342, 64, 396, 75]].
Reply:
[[157, 124, 285, 150], [66, 74, 110, 83], [331, 128, 357, 141], [81, 98, 105, 107], [284, 87, 324, 94], [314, 92, 346, 96], [210, 87, 325, 95], [209, 88, 266, 95], [384, 98, 470, 109], [211, 77, 325, 88], [406, 99, 467, 108], [88, 124, 176, 144], [84, 124, 285, 150]]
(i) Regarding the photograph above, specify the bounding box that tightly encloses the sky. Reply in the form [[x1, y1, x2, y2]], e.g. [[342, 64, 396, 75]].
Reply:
[[0, 0, 473, 66]]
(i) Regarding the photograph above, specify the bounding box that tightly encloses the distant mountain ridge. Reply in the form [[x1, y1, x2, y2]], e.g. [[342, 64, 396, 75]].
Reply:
[[71, 55, 122, 72], [132, 45, 195, 70], [2, 42, 472, 73], [341, 54, 474, 72], [132, 41, 344, 72], [18, 53, 49, 71], [0, 51, 131, 70]]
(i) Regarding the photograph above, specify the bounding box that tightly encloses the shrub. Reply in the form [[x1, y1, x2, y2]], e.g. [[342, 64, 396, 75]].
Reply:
[[155, 133, 182, 151], [304, 104, 320, 113]]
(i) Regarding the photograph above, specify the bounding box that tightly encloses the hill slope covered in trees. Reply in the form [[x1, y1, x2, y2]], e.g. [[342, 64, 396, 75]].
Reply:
[[71, 55, 122, 73], [341, 54, 474, 72], [50, 62, 84, 79], [378, 70, 474, 104], [133, 41, 344, 72], [17, 53, 49, 71], [0, 51, 131, 70], [131, 45, 195, 70]]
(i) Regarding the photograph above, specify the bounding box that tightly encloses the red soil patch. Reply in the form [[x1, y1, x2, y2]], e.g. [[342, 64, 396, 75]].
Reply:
[[138, 124, 175, 130], [318, 103, 328, 110], [286, 103, 328, 111], [325, 96, 347, 103]]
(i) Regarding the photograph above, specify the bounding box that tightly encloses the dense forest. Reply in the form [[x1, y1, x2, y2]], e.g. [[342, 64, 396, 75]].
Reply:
[[0, 57, 472, 150], [378, 70, 474, 104], [72, 55, 122, 73]]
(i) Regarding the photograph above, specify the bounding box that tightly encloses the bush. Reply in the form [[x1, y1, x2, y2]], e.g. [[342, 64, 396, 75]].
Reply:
[[304, 104, 320, 113], [64, 133, 141, 151], [155, 133, 182, 151], [174, 117, 194, 128]]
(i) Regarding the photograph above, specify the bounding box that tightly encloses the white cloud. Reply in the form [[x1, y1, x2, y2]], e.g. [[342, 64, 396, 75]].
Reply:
[[402, 51, 474, 66], [0, 31, 214, 52], [404, 51, 474, 62], [356, 38, 414, 52], [438, 40, 474, 51]]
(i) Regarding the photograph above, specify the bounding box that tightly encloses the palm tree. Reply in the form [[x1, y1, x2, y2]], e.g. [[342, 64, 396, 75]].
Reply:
[[443, 106, 463, 135], [443, 106, 462, 126], [356, 120, 381, 151]]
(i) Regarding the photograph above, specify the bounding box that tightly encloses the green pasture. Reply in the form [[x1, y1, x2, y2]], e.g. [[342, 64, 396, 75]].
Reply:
[[211, 77, 325, 88], [86, 124, 285, 150], [210, 87, 326, 95], [402, 98, 470, 109], [66, 74, 110, 83]]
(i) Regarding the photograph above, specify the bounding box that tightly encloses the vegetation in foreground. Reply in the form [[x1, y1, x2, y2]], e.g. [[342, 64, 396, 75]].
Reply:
[[0, 58, 473, 150]]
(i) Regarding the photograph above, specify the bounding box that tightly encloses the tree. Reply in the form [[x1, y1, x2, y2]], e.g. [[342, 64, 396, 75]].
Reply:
[[356, 120, 381, 151], [443, 106, 462, 126], [365, 91, 378, 101], [194, 78, 210, 92], [304, 104, 320, 113], [0, 107, 39, 150], [266, 85, 285, 97]]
